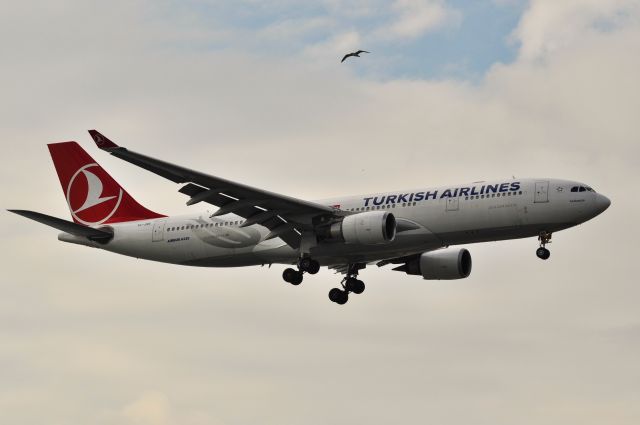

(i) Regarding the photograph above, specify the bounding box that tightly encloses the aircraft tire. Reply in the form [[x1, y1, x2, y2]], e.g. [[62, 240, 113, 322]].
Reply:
[[329, 288, 348, 305], [345, 278, 365, 294], [299, 258, 320, 275], [536, 247, 551, 260], [283, 268, 303, 284]]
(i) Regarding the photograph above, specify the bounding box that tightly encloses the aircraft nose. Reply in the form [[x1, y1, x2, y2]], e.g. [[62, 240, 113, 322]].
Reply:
[[595, 194, 611, 214]]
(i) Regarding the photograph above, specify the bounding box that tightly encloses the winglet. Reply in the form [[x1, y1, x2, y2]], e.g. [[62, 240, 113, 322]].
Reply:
[[88, 129, 119, 151]]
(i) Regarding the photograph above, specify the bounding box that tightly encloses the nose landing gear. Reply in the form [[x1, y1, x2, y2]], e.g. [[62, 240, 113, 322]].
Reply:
[[536, 231, 552, 260]]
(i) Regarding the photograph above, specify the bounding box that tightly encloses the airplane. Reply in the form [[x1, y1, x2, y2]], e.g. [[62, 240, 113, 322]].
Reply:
[[9, 130, 611, 305]]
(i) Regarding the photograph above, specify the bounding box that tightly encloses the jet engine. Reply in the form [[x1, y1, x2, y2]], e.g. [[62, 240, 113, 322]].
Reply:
[[328, 211, 396, 245], [394, 248, 472, 280]]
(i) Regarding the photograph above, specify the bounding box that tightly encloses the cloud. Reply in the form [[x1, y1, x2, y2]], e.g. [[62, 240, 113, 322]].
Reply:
[[123, 392, 171, 425], [513, 0, 640, 61], [303, 30, 362, 59], [377, 0, 461, 40], [259, 17, 336, 41]]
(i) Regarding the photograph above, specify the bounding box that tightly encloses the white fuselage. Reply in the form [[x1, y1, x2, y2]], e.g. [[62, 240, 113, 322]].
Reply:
[[60, 178, 610, 267]]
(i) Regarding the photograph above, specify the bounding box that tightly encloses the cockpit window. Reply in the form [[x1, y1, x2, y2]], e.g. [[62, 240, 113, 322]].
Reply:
[[571, 185, 596, 193]]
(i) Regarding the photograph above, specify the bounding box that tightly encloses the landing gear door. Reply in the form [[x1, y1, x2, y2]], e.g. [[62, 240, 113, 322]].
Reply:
[[534, 181, 549, 203], [446, 196, 459, 211], [152, 219, 165, 242]]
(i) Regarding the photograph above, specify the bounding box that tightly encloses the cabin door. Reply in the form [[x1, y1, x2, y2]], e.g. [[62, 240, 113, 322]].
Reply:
[[152, 220, 166, 242], [534, 181, 549, 203]]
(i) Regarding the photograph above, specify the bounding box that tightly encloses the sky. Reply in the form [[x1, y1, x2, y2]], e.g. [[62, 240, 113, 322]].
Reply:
[[1, 1, 639, 424]]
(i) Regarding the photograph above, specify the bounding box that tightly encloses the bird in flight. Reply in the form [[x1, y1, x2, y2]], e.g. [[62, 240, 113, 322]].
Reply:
[[341, 50, 370, 63]]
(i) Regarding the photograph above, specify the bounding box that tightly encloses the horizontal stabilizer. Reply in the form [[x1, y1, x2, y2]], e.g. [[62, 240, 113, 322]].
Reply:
[[8, 210, 113, 242]]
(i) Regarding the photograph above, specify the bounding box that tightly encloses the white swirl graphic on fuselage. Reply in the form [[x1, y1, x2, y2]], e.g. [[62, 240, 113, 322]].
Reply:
[[66, 163, 123, 225]]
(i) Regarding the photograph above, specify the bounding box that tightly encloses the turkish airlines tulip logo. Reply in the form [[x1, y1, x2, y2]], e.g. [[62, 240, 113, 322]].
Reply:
[[66, 163, 123, 225]]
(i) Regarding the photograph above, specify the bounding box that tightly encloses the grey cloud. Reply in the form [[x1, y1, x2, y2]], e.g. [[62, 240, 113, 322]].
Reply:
[[1, 1, 639, 425]]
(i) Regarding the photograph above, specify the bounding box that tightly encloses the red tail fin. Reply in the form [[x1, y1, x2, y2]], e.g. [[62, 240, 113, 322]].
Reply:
[[48, 141, 165, 225]]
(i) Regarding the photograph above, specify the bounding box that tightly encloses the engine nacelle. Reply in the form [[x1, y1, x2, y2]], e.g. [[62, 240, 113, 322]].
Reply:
[[396, 248, 472, 280], [329, 211, 396, 245]]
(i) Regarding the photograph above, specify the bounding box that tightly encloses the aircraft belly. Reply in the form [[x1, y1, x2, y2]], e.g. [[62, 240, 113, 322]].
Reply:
[[309, 226, 443, 265]]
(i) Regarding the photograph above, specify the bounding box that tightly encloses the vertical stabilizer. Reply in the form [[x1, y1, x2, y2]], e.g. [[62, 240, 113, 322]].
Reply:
[[48, 141, 165, 225]]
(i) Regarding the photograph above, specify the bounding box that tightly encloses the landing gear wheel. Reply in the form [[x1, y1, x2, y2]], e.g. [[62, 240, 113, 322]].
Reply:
[[283, 268, 303, 285], [328, 288, 348, 305], [536, 247, 551, 260], [299, 258, 320, 275], [345, 277, 365, 294], [536, 231, 552, 260]]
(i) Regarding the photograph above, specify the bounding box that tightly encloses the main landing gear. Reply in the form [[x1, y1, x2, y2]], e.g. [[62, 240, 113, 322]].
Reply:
[[536, 231, 552, 260], [328, 265, 365, 305], [282, 257, 320, 286]]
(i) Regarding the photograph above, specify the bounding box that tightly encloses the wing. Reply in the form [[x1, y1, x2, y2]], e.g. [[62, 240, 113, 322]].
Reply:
[[341, 53, 353, 62], [88, 130, 340, 249], [356, 50, 370, 54]]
